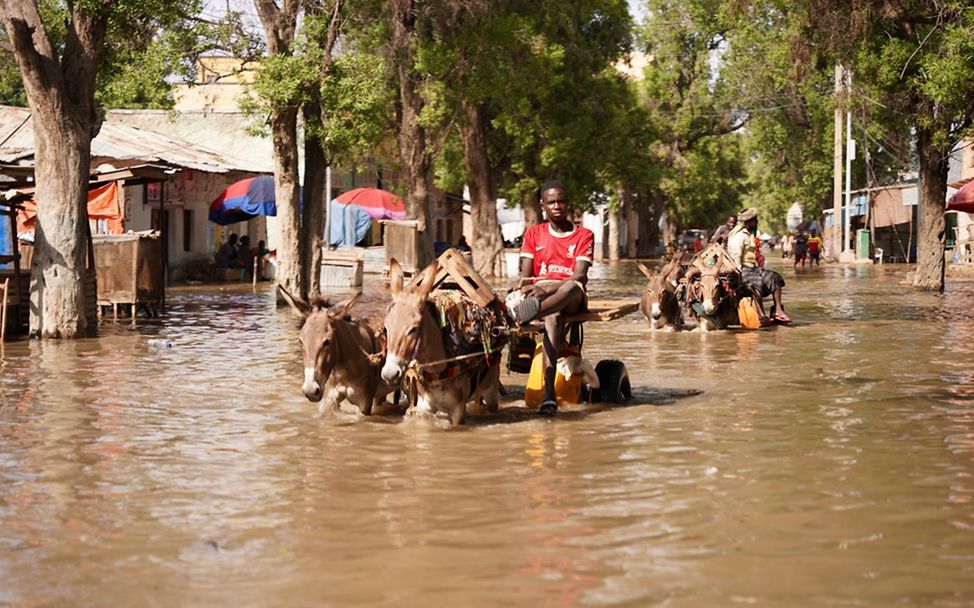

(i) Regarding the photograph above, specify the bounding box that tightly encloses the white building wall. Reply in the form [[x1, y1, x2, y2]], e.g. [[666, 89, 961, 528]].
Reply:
[[120, 169, 269, 271]]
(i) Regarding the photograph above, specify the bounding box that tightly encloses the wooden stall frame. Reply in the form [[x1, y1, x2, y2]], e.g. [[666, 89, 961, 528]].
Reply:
[[321, 247, 365, 289], [93, 232, 163, 321], [382, 219, 421, 277]]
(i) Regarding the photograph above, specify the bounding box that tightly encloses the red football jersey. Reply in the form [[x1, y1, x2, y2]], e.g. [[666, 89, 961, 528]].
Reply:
[[520, 222, 595, 283]]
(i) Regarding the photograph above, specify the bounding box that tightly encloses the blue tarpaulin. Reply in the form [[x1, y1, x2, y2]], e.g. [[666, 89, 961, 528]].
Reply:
[[0, 207, 12, 269], [209, 175, 278, 225], [329, 199, 372, 246]]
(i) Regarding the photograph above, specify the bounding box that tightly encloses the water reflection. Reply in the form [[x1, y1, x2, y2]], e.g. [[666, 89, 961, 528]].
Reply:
[[1, 265, 974, 605]]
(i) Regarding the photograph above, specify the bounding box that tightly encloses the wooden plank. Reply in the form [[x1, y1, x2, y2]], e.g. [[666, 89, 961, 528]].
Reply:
[[0, 269, 29, 334], [436, 248, 495, 307], [320, 260, 363, 288], [322, 247, 365, 263], [566, 301, 640, 323], [407, 248, 497, 308], [515, 301, 641, 328], [691, 242, 739, 273], [382, 220, 420, 273]]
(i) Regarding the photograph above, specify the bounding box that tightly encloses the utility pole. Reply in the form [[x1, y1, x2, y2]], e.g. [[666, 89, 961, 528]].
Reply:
[[832, 64, 844, 260], [845, 107, 854, 255]]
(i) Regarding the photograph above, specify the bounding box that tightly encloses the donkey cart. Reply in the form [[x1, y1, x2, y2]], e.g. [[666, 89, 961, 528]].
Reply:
[[400, 248, 640, 414]]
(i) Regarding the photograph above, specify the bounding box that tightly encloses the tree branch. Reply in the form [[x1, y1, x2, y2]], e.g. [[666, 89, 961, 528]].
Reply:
[[0, 0, 62, 100], [61, 6, 107, 117], [254, 0, 299, 54], [899, 16, 941, 80]]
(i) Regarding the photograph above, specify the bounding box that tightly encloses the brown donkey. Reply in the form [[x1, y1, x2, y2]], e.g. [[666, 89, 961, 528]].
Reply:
[[684, 255, 741, 332], [637, 252, 685, 331], [380, 258, 501, 425], [280, 287, 391, 416]]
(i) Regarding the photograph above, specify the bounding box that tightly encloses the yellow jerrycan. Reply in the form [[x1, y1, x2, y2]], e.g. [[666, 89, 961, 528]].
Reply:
[[737, 296, 763, 329], [524, 343, 584, 408]]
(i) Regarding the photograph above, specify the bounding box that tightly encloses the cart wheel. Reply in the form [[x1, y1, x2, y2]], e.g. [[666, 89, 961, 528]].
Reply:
[[591, 359, 631, 404]]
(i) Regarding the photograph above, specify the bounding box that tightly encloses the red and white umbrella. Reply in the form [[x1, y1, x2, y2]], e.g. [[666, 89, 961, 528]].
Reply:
[[947, 179, 974, 214], [334, 188, 406, 220]]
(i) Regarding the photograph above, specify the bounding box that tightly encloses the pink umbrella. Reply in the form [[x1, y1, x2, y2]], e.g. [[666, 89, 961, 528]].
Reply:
[[947, 179, 974, 214], [334, 188, 406, 220]]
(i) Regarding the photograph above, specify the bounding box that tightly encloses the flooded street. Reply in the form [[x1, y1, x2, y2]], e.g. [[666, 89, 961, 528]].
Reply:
[[1, 259, 973, 606]]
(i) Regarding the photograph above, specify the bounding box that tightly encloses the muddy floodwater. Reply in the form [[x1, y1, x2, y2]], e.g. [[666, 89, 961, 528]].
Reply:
[[2, 259, 973, 606]]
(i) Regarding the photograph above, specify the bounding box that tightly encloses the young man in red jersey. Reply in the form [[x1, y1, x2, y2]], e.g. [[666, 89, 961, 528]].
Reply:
[[510, 180, 595, 417]]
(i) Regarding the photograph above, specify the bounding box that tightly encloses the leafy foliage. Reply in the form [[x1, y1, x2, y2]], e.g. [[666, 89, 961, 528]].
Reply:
[[633, 0, 746, 230], [719, 2, 835, 232], [1, 0, 258, 110], [241, 6, 388, 165]]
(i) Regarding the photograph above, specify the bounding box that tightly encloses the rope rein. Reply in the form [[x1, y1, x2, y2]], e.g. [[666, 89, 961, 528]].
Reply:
[[409, 348, 496, 372]]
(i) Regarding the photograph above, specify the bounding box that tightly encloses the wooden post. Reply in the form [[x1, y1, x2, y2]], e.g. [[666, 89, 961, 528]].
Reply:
[[252, 255, 258, 289], [1, 278, 8, 343], [160, 181, 166, 315], [131, 237, 139, 325]]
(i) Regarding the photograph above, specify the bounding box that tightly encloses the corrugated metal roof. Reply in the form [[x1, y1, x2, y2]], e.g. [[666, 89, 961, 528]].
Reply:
[[106, 109, 274, 174], [0, 105, 269, 173]]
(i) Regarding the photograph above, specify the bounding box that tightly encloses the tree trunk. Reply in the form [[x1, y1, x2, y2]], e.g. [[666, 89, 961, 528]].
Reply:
[[302, 99, 326, 298], [911, 125, 947, 292], [299, 0, 343, 298], [607, 206, 621, 261], [662, 221, 677, 250], [29, 114, 93, 338], [271, 106, 303, 297], [640, 188, 665, 258], [522, 191, 540, 228], [634, 190, 654, 258], [2, 3, 106, 338], [461, 102, 505, 277], [255, 0, 303, 297], [391, 0, 433, 269], [622, 185, 637, 258]]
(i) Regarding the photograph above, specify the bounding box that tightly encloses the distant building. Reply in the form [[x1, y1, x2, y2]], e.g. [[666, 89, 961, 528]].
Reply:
[[947, 138, 974, 263], [614, 51, 650, 80], [0, 104, 269, 278], [174, 56, 258, 113], [167, 57, 464, 255]]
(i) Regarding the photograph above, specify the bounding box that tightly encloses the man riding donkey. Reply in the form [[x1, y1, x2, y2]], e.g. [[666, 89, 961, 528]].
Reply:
[[508, 180, 595, 417], [727, 207, 792, 324]]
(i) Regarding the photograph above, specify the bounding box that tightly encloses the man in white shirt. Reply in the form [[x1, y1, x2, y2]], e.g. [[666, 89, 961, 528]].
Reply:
[[727, 208, 791, 323]]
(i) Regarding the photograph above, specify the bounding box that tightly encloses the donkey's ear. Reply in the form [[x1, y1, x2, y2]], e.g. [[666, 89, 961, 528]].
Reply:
[[388, 258, 404, 294], [636, 261, 654, 279], [330, 291, 362, 319], [664, 257, 682, 280], [279, 285, 310, 319], [415, 260, 439, 299]]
